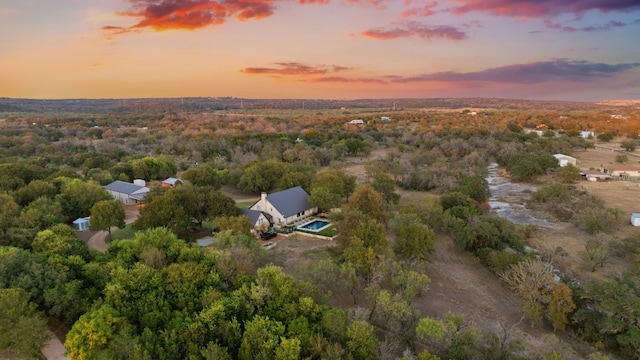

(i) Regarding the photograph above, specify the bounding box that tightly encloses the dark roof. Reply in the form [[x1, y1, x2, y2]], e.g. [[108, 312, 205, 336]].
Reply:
[[242, 209, 262, 224], [104, 180, 147, 195], [242, 209, 273, 224], [267, 186, 313, 217]]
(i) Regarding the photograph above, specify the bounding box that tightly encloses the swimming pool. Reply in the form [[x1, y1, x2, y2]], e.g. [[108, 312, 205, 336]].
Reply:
[[297, 219, 331, 232]]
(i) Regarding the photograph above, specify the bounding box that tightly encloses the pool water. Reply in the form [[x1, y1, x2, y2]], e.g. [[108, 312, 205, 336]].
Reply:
[[297, 220, 330, 232]]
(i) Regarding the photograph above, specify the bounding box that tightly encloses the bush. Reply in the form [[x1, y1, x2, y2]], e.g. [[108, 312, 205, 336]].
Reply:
[[533, 183, 570, 203]]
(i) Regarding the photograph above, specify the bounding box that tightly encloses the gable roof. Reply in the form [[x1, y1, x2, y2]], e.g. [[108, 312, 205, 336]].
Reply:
[[266, 186, 312, 217], [163, 177, 182, 185], [553, 153, 576, 160], [604, 164, 640, 171], [242, 209, 265, 225], [104, 180, 148, 195]]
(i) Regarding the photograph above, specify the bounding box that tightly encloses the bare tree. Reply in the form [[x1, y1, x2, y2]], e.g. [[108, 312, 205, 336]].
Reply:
[[584, 233, 612, 272]]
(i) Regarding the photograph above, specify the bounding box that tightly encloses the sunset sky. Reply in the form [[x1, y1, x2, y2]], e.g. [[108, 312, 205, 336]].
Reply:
[[1, 0, 639, 101]]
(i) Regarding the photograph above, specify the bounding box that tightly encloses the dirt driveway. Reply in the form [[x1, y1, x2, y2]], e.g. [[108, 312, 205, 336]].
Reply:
[[85, 205, 140, 252]]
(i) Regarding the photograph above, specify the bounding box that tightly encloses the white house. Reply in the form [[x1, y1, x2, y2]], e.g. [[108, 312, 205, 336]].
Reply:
[[249, 186, 317, 226], [242, 209, 272, 230], [580, 131, 595, 139], [603, 165, 640, 178], [380, 116, 391, 122], [553, 154, 577, 167], [104, 180, 150, 205], [347, 119, 364, 125], [631, 213, 640, 227]]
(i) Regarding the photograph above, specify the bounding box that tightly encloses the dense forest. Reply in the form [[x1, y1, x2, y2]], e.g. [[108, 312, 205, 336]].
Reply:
[[1, 97, 640, 359]]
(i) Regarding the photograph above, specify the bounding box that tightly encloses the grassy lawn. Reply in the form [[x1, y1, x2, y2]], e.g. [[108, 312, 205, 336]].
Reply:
[[236, 201, 254, 209], [296, 225, 335, 237], [110, 224, 135, 241]]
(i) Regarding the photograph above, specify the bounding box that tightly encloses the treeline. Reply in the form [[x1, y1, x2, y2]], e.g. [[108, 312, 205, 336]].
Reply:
[[1, 103, 640, 358]]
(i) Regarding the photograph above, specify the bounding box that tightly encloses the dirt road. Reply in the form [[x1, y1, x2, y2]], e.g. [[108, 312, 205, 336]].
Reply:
[[86, 205, 140, 252]]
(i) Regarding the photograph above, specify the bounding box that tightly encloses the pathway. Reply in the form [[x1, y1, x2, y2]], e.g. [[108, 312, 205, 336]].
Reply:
[[86, 205, 139, 252]]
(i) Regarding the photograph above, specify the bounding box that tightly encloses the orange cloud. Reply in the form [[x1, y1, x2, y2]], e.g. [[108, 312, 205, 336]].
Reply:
[[241, 62, 350, 76], [307, 76, 387, 84], [106, 0, 300, 33]]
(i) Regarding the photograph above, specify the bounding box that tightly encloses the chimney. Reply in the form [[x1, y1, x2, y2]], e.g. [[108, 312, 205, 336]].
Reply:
[[261, 192, 267, 205]]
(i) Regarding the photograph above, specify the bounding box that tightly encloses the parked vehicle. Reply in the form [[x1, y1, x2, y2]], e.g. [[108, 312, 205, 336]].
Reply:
[[260, 231, 277, 240]]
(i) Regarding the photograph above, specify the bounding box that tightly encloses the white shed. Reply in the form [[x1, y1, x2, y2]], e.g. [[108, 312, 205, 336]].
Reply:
[[632, 213, 640, 227], [73, 217, 90, 231], [553, 154, 577, 167]]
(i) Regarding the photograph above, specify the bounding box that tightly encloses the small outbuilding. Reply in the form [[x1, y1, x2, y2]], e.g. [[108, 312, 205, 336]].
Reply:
[[632, 213, 640, 227], [73, 217, 90, 231], [581, 170, 612, 182], [162, 177, 183, 187], [553, 154, 577, 167]]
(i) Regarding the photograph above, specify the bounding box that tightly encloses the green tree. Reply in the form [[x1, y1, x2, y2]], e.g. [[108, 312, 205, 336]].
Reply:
[[349, 183, 386, 224], [557, 163, 581, 183], [32, 223, 89, 259], [56, 179, 112, 221], [372, 172, 400, 209], [615, 153, 628, 164], [0, 194, 19, 236], [238, 315, 286, 360], [215, 216, 253, 234], [621, 139, 637, 152], [577, 207, 623, 235], [313, 169, 356, 202], [17, 197, 65, 232], [394, 221, 436, 262], [309, 186, 342, 213], [12, 179, 57, 206], [182, 164, 222, 188], [65, 305, 127, 360], [133, 192, 190, 233], [346, 320, 377, 360], [0, 288, 52, 359], [90, 200, 126, 241], [456, 176, 489, 203]]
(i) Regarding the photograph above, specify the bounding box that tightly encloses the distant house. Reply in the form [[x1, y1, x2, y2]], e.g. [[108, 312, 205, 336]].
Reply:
[[580, 131, 595, 139], [581, 170, 611, 182], [603, 164, 640, 178], [162, 177, 183, 187], [553, 154, 577, 167], [249, 186, 317, 226], [380, 116, 391, 122], [104, 180, 150, 205], [632, 213, 640, 227], [73, 217, 90, 231], [525, 129, 545, 136], [242, 209, 272, 229], [347, 119, 364, 125]]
